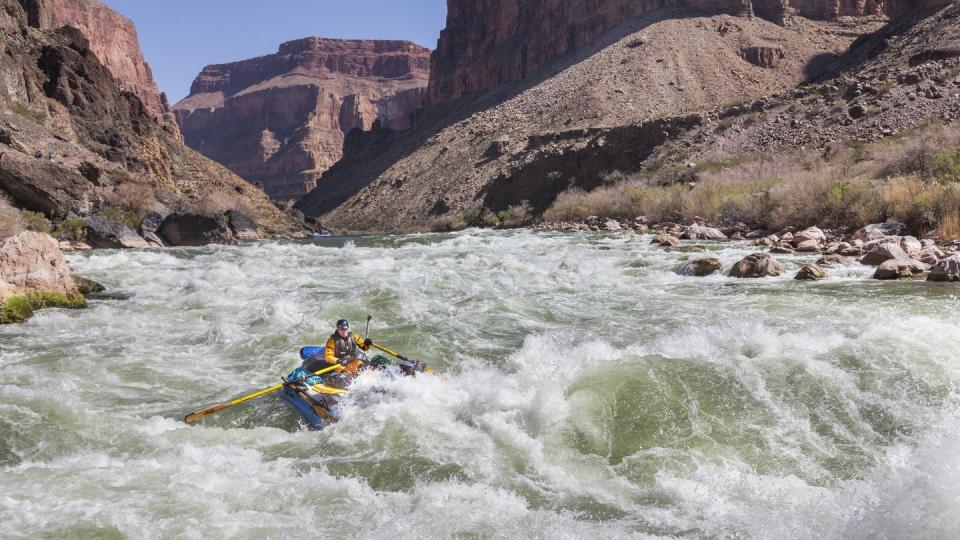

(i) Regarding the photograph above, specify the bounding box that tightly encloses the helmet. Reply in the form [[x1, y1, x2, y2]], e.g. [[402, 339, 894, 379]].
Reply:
[[336, 319, 350, 329]]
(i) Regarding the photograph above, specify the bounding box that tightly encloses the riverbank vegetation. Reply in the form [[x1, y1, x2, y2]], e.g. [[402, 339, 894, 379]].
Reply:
[[0, 292, 86, 324], [542, 122, 960, 239]]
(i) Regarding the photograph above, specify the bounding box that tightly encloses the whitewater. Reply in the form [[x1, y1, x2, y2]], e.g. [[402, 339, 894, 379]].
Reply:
[[1, 229, 959, 539]]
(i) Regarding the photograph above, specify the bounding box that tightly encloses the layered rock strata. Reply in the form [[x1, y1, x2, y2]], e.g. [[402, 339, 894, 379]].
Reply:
[[26, 0, 179, 135], [174, 38, 431, 201], [0, 0, 298, 236]]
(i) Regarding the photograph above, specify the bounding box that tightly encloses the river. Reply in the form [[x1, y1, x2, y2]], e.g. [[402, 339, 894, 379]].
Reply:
[[1, 229, 958, 538]]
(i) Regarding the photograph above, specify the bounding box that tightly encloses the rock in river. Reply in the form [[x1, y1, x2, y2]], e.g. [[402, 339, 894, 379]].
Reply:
[[874, 258, 928, 280], [729, 253, 783, 278], [680, 258, 723, 277], [795, 264, 826, 281]]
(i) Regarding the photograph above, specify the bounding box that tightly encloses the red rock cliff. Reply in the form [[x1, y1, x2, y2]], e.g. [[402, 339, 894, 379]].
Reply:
[[428, 0, 750, 105], [173, 38, 431, 201], [26, 0, 180, 136], [426, 0, 945, 105]]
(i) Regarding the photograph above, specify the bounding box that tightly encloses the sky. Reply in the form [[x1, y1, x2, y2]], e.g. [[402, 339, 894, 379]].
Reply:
[[101, 0, 448, 104]]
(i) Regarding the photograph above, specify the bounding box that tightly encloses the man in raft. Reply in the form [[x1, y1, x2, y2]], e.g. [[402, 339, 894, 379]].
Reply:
[[301, 319, 374, 376]]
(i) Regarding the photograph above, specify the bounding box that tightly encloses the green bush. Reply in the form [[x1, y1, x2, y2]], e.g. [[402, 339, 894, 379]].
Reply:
[[7, 102, 45, 125], [54, 216, 88, 242], [0, 292, 86, 324], [932, 147, 960, 183], [100, 206, 142, 230], [21, 211, 51, 234], [496, 201, 533, 228]]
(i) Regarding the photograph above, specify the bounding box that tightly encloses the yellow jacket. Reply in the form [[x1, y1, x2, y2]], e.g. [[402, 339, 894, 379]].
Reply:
[[324, 332, 371, 371]]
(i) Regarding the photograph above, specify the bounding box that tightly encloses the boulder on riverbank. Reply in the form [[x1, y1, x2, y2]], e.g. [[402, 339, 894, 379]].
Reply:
[[927, 254, 960, 282], [85, 216, 149, 249], [159, 213, 234, 246], [226, 210, 262, 241], [794, 226, 826, 246], [682, 224, 727, 241], [652, 234, 680, 247], [680, 258, 723, 277], [729, 253, 783, 278], [816, 254, 847, 267], [854, 222, 910, 242], [874, 258, 928, 280], [0, 232, 86, 324], [861, 243, 910, 266]]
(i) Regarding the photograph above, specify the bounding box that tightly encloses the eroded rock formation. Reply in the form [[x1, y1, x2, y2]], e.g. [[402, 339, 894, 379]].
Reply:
[[174, 38, 431, 201], [0, 0, 298, 235], [426, 0, 946, 105], [30, 0, 180, 135]]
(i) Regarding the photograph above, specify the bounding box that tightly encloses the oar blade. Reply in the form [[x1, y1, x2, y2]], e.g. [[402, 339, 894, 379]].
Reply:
[[184, 402, 232, 424]]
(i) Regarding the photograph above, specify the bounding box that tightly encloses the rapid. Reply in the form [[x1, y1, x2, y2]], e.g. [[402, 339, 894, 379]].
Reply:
[[1, 229, 959, 539]]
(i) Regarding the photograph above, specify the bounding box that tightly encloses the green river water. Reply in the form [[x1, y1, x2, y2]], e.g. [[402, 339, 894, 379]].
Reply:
[[1, 229, 958, 538]]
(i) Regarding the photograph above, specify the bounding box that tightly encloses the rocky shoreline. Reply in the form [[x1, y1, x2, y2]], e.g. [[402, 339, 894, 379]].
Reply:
[[536, 216, 960, 282], [54, 209, 321, 253]]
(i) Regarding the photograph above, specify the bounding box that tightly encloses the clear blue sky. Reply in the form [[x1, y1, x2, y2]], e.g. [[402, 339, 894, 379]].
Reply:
[[102, 0, 448, 104]]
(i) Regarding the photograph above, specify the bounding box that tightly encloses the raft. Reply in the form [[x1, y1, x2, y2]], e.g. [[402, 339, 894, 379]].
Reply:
[[279, 352, 399, 429], [278, 382, 346, 430]]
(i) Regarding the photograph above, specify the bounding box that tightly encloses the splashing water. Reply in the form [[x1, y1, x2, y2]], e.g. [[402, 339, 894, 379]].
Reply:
[[1, 229, 959, 539]]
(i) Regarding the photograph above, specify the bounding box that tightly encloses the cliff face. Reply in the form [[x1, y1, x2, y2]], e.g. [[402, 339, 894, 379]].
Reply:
[[30, 0, 180, 136], [426, 0, 941, 105], [0, 0, 297, 234], [174, 39, 431, 201], [298, 7, 890, 231]]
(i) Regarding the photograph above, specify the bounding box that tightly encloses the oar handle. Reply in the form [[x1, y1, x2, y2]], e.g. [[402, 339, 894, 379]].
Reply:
[[372, 343, 409, 362]]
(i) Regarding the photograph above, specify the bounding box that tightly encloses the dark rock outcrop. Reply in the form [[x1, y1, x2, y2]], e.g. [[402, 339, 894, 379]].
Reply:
[[741, 46, 785, 68], [42, 0, 179, 136], [159, 213, 233, 246], [0, 150, 98, 217], [225, 209, 259, 241], [174, 39, 431, 201], [84, 216, 148, 249], [0, 0, 299, 237]]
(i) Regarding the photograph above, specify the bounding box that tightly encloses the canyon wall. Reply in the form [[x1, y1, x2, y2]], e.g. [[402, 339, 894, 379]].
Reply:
[[27, 0, 180, 135], [426, 0, 949, 105], [174, 38, 431, 201]]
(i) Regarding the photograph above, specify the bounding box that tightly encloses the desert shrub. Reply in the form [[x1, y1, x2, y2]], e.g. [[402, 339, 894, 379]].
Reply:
[[106, 182, 159, 215], [932, 147, 960, 183], [0, 194, 24, 239], [7, 102, 45, 125], [21, 210, 51, 234], [881, 175, 960, 235], [497, 201, 533, 228], [100, 206, 141, 230], [938, 212, 960, 241], [54, 215, 88, 242], [541, 120, 960, 234], [875, 123, 960, 179]]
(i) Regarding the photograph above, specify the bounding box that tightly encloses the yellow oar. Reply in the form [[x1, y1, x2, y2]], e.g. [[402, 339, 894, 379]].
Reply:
[[370, 344, 438, 375], [185, 363, 344, 424]]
